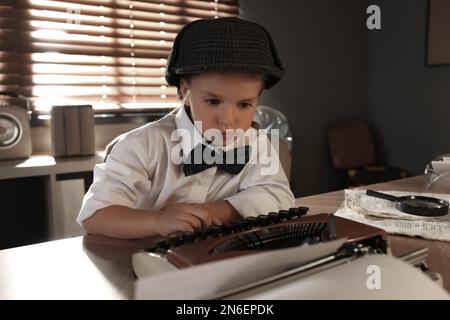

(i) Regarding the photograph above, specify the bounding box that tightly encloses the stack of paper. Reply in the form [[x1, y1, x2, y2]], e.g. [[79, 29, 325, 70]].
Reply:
[[335, 189, 450, 241]]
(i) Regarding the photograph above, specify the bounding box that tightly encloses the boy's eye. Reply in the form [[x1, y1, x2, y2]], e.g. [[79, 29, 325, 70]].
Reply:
[[238, 102, 253, 108], [205, 99, 221, 106]]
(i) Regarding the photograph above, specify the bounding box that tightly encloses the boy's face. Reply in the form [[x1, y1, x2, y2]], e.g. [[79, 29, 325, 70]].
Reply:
[[180, 72, 263, 145]]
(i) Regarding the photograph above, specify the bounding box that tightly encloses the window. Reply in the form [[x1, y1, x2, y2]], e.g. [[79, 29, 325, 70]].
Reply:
[[0, 0, 239, 114]]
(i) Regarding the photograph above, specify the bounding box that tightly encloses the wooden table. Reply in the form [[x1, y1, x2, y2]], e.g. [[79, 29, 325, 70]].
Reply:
[[1, 176, 449, 299]]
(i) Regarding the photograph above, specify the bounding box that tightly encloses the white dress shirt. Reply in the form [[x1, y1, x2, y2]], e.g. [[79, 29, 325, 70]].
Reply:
[[77, 105, 295, 224]]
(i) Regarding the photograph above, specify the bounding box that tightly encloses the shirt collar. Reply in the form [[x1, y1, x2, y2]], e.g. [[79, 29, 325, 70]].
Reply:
[[174, 105, 204, 160]]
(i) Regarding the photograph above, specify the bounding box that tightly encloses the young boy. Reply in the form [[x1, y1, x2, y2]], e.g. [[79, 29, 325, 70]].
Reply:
[[77, 17, 295, 239]]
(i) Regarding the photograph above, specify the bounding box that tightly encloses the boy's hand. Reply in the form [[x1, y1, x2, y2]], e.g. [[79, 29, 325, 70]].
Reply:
[[157, 201, 241, 236], [157, 203, 222, 236]]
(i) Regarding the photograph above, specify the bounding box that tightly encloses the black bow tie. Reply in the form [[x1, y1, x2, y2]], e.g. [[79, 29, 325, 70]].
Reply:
[[183, 144, 251, 176]]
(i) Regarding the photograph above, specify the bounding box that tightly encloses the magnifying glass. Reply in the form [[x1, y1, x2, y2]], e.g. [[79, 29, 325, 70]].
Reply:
[[366, 190, 449, 217]]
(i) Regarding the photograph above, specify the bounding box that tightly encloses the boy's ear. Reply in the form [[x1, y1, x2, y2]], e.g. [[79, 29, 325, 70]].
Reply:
[[179, 79, 190, 105], [180, 79, 188, 94]]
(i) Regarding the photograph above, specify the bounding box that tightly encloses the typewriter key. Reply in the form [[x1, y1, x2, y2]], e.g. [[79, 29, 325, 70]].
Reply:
[[156, 239, 170, 252], [221, 222, 234, 235], [298, 206, 309, 217], [288, 207, 300, 218], [193, 230, 208, 240], [268, 211, 281, 223], [145, 243, 159, 253], [286, 210, 298, 220], [245, 216, 258, 228], [234, 219, 248, 231], [168, 233, 184, 247], [257, 214, 271, 226], [180, 232, 196, 243], [278, 210, 289, 220], [209, 225, 222, 237]]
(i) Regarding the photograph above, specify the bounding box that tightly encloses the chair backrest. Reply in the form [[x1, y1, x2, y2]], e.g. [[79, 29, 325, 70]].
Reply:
[[328, 120, 376, 170]]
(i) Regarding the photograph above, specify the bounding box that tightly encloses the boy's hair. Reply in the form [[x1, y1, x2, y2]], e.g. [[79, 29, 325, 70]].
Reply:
[[165, 17, 284, 91]]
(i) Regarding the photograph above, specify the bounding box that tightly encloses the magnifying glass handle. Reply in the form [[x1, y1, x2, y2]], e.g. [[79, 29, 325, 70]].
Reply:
[[366, 190, 400, 202]]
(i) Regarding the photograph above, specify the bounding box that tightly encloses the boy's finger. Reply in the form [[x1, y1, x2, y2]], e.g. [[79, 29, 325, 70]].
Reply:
[[178, 221, 195, 233], [180, 214, 203, 230], [188, 208, 212, 228]]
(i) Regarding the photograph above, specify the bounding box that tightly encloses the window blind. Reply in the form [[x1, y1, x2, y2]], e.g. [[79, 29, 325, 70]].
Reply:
[[0, 0, 239, 113]]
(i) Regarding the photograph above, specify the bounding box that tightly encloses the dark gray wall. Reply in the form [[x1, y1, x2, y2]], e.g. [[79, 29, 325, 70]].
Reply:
[[368, 0, 450, 175], [240, 0, 369, 196]]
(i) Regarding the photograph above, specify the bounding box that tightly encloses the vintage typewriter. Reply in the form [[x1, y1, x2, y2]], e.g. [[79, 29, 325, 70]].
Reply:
[[132, 207, 389, 277], [133, 207, 449, 299]]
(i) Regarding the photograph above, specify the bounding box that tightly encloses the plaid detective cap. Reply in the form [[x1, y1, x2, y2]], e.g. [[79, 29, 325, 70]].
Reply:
[[165, 17, 284, 89]]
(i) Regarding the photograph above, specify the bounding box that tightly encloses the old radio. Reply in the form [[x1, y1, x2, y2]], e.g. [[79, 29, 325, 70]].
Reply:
[[0, 92, 32, 160]]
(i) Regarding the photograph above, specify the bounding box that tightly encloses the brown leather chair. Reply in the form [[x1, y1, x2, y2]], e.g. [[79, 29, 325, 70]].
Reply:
[[328, 120, 407, 187]]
